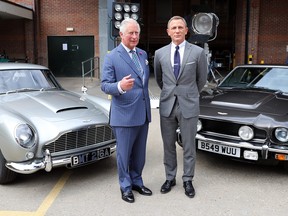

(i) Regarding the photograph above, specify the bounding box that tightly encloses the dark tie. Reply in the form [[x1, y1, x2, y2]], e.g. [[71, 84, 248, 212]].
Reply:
[[174, 45, 180, 78], [130, 50, 142, 72]]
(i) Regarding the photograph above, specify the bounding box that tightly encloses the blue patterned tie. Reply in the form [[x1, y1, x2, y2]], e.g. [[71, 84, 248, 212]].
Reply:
[[174, 45, 180, 78], [130, 50, 142, 72], [130, 50, 144, 84]]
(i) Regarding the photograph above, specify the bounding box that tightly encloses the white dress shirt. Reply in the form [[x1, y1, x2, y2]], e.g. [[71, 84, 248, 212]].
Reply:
[[170, 41, 186, 68]]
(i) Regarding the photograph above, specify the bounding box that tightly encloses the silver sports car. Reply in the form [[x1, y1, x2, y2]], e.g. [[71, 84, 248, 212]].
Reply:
[[0, 63, 116, 184]]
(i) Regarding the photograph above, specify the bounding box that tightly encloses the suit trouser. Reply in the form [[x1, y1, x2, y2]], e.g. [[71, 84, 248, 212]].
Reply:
[[160, 101, 198, 182], [113, 123, 149, 192]]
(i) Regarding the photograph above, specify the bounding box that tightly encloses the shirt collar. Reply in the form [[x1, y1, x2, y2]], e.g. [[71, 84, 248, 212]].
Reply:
[[172, 41, 186, 50], [121, 43, 136, 53]]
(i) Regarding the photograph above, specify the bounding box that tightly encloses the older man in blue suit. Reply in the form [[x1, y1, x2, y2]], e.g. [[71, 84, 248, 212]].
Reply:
[[101, 18, 152, 203]]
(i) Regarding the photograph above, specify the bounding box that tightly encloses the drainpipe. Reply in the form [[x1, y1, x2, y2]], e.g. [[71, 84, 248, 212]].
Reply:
[[245, 0, 250, 64], [33, 0, 38, 64]]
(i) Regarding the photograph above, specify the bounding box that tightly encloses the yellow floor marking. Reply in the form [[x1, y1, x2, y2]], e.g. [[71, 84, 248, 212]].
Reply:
[[0, 170, 72, 216]]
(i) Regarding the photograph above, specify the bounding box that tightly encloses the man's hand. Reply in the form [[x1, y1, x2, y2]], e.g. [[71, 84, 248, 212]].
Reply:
[[120, 74, 135, 91]]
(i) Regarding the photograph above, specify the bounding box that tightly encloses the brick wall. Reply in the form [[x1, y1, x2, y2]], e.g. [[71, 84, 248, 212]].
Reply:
[[234, 0, 246, 66], [0, 20, 26, 60], [258, 0, 288, 64], [235, 0, 288, 65], [0, 0, 34, 62], [36, 0, 99, 66], [3, 0, 287, 68]]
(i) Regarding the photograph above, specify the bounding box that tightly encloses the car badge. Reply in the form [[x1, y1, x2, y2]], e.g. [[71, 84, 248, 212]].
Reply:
[[217, 112, 228, 115], [83, 119, 92, 123]]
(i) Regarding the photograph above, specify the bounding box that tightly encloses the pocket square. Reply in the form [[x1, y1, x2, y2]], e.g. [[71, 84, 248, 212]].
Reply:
[[186, 61, 195, 65]]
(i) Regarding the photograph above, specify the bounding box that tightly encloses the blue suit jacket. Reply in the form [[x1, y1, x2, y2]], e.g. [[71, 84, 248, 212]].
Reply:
[[101, 44, 151, 127]]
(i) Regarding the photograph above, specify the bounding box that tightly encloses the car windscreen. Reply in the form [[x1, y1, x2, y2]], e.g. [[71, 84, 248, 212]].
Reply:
[[0, 69, 59, 94], [219, 67, 288, 93]]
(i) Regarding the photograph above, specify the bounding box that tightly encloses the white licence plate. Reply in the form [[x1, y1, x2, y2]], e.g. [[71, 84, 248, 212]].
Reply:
[[198, 140, 240, 158]]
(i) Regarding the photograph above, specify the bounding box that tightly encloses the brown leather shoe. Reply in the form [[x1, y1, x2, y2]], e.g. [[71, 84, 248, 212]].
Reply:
[[160, 179, 176, 194]]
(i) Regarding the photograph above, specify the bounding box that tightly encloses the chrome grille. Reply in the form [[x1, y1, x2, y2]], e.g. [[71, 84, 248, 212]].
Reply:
[[45, 125, 115, 153]]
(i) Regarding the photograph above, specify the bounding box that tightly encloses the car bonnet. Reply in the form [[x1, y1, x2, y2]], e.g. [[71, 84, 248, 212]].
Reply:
[[200, 89, 288, 118], [0, 90, 108, 123]]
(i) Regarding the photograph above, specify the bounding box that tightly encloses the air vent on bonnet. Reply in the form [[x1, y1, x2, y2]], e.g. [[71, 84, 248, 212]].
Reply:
[[56, 107, 88, 113]]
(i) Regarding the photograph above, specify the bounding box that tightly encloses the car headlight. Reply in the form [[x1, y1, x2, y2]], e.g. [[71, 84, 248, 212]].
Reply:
[[275, 127, 288, 142], [15, 124, 36, 148], [238, 125, 254, 141], [197, 120, 202, 132]]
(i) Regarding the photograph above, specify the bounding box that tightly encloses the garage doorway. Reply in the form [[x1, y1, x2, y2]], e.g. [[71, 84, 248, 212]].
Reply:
[[47, 36, 94, 77]]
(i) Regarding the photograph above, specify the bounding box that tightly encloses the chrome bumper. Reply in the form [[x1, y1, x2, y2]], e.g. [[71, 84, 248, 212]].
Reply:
[[6, 145, 116, 174], [196, 134, 288, 159]]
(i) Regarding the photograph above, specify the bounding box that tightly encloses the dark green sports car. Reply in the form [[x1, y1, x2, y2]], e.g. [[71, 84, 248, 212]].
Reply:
[[178, 65, 288, 169]]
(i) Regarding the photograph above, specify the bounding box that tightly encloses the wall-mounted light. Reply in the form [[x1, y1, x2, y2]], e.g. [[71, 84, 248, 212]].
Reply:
[[66, 27, 74, 32]]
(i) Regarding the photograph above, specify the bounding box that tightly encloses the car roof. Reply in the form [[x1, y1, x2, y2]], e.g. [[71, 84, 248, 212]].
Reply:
[[0, 63, 49, 70]]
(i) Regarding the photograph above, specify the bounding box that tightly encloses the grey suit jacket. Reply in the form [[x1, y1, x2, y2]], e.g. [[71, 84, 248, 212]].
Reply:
[[154, 42, 207, 118]]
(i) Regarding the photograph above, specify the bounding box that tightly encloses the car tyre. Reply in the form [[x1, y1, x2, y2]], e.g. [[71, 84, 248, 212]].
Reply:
[[0, 150, 17, 184]]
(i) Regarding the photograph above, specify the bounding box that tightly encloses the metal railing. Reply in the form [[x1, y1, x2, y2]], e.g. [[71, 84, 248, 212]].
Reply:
[[81, 57, 99, 91]]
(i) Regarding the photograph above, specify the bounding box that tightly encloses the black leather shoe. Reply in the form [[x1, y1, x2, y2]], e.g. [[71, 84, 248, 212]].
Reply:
[[121, 189, 135, 203], [183, 181, 195, 198], [132, 185, 152, 196], [160, 179, 176, 194]]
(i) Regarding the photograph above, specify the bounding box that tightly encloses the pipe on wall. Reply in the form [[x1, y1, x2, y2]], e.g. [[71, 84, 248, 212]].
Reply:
[[244, 0, 250, 64]]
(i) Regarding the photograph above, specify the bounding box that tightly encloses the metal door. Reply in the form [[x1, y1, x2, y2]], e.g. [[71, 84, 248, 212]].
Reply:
[[47, 36, 94, 77]]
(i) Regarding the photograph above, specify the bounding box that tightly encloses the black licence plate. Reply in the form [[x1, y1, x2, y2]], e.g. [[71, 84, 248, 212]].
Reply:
[[71, 147, 111, 167]]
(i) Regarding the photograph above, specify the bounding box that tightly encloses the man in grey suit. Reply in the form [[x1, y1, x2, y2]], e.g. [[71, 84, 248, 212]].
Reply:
[[154, 16, 207, 198], [101, 18, 152, 203]]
